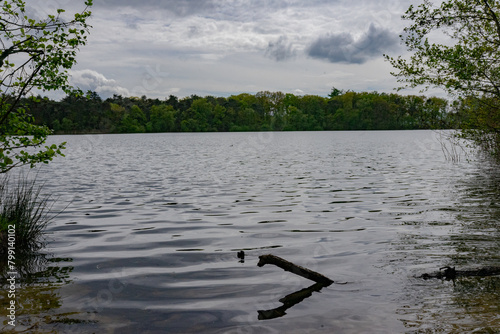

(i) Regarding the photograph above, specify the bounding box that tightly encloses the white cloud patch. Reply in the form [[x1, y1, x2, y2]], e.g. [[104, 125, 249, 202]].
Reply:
[[70, 69, 130, 98]]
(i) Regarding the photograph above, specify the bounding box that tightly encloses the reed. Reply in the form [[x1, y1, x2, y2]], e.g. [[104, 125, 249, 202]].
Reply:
[[0, 174, 55, 254], [437, 130, 468, 163]]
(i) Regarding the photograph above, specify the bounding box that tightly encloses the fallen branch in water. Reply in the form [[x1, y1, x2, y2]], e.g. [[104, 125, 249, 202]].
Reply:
[[420, 266, 500, 280], [257, 254, 334, 285]]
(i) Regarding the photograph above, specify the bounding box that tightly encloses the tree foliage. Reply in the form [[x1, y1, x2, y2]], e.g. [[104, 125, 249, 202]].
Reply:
[[27, 90, 456, 134], [386, 0, 500, 158], [0, 0, 93, 173]]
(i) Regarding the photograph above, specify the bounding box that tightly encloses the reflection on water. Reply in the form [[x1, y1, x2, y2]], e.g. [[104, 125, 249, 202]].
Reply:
[[453, 165, 500, 268], [0, 254, 94, 333], [258, 281, 332, 320], [395, 160, 500, 332], [1, 131, 498, 333]]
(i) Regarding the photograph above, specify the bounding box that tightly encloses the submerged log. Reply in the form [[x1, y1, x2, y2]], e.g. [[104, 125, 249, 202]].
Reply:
[[420, 266, 500, 280], [257, 254, 334, 285]]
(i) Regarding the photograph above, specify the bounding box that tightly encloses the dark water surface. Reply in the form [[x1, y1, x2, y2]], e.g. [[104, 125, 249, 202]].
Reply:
[[1, 131, 499, 333]]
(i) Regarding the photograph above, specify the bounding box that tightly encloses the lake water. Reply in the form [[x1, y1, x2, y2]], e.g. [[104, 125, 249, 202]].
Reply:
[[1, 131, 499, 333]]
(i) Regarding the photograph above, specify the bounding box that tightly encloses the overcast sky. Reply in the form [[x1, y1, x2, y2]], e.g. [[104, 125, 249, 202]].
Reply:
[[35, 0, 434, 100]]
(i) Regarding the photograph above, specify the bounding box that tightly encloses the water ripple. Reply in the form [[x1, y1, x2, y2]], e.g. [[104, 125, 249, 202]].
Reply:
[[19, 131, 498, 333]]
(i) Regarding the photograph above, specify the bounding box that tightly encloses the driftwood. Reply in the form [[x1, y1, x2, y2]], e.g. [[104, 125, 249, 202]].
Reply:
[[256, 254, 334, 320], [257, 254, 334, 285], [419, 266, 500, 280]]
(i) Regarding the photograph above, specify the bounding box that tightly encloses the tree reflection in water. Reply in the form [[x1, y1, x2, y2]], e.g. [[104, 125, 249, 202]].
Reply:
[[398, 162, 500, 332], [0, 253, 91, 333]]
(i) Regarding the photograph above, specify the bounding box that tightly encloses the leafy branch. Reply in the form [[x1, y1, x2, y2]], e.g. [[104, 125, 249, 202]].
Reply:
[[0, 0, 93, 173]]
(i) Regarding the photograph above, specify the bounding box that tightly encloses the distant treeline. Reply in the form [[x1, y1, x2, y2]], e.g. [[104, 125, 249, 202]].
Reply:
[[27, 90, 462, 134]]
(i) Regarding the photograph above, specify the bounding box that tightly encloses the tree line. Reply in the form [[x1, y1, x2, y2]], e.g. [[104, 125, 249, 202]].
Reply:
[[26, 89, 460, 134]]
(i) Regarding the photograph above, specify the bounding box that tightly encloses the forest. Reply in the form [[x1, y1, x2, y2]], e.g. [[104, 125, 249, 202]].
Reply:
[[26, 89, 462, 134]]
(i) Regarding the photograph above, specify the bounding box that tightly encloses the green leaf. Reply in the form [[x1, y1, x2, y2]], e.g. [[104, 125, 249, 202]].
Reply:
[[0, 0, 90, 172]]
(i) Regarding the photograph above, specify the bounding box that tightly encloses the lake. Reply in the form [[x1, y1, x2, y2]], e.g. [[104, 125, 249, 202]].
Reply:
[[1, 130, 499, 333]]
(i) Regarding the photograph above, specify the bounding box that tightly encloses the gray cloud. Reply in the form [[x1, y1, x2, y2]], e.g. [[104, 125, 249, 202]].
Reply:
[[96, 0, 216, 17], [95, 0, 343, 19], [46, 1, 418, 100], [307, 24, 399, 64], [265, 36, 297, 61]]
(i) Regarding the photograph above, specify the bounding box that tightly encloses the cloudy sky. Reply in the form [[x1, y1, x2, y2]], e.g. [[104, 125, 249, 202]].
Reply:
[[34, 0, 432, 99]]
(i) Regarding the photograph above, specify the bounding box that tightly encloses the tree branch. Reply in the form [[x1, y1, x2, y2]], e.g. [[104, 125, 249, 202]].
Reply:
[[483, 0, 500, 41], [257, 254, 334, 285], [0, 59, 44, 128]]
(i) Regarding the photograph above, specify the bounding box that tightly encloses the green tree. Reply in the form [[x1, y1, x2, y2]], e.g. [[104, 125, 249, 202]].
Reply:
[[180, 98, 212, 132], [298, 95, 327, 130], [333, 91, 359, 129], [284, 106, 308, 131], [385, 0, 500, 157], [61, 117, 74, 133], [52, 119, 61, 132], [236, 107, 259, 131], [120, 105, 146, 133], [328, 87, 343, 98], [147, 104, 176, 132], [0, 0, 93, 173], [370, 94, 394, 129], [455, 95, 500, 155], [212, 104, 228, 131]]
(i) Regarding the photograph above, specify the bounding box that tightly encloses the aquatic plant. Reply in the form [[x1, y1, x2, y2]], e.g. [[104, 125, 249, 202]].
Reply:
[[437, 130, 469, 163], [0, 174, 55, 254]]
